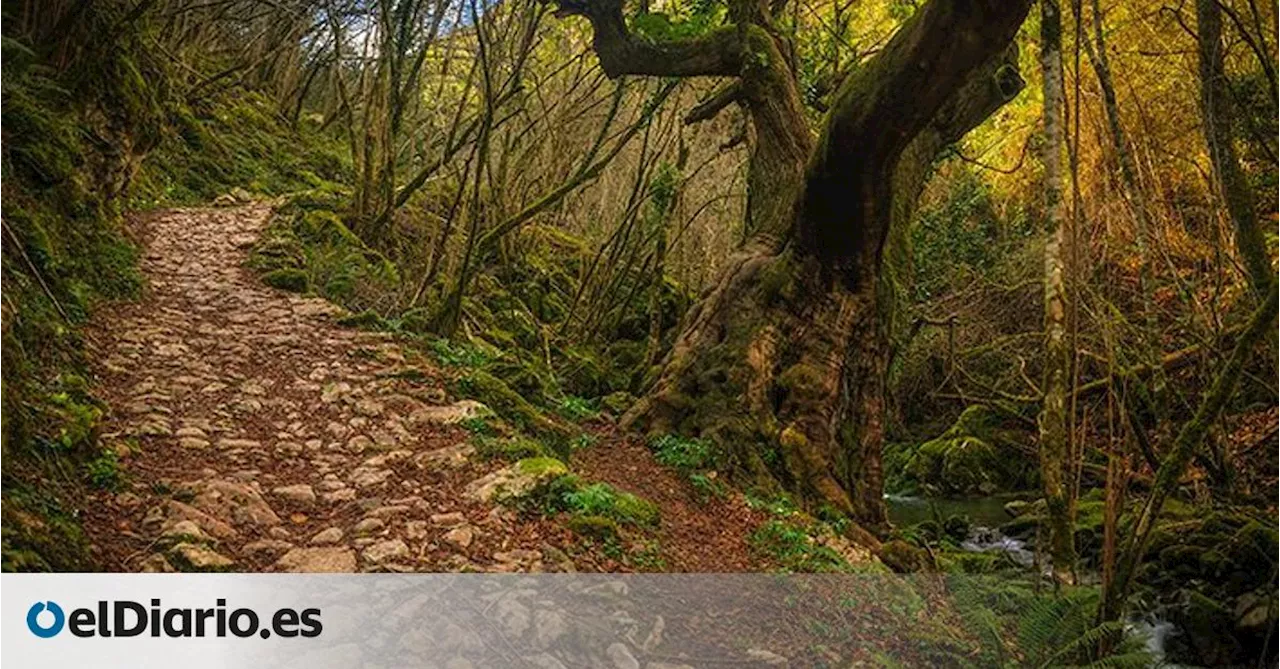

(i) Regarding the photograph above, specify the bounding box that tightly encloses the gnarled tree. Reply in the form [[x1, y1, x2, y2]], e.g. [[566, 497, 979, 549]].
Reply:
[[555, 0, 1033, 532]]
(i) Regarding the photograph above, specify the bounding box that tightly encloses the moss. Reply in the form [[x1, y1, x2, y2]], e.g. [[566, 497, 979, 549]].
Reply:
[[475, 435, 546, 461], [516, 456, 569, 478], [891, 405, 1035, 496], [458, 371, 574, 448], [601, 391, 636, 415], [567, 514, 620, 541], [337, 310, 386, 330], [878, 539, 928, 573], [563, 483, 660, 527], [262, 268, 308, 292], [1, 484, 94, 571], [750, 519, 850, 572]]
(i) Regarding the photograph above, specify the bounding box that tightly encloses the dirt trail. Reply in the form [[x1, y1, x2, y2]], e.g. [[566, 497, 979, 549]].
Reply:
[[81, 205, 774, 573], [83, 205, 577, 572]]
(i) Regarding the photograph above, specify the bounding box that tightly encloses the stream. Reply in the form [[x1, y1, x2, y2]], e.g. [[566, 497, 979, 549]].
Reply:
[[884, 494, 1181, 665], [884, 493, 1036, 567]]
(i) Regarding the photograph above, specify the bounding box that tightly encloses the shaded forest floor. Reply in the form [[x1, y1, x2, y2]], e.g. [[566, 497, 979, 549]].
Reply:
[[81, 203, 790, 573]]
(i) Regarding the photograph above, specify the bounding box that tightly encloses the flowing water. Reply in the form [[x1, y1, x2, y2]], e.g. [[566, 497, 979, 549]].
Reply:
[[885, 494, 1180, 665], [885, 493, 1036, 566]]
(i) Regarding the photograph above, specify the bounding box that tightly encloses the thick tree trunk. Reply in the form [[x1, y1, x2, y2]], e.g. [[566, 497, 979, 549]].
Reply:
[[564, 0, 1032, 534]]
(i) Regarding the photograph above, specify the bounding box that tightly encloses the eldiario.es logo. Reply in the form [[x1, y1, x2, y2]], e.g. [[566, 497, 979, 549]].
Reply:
[[26, 599, 321, 639]]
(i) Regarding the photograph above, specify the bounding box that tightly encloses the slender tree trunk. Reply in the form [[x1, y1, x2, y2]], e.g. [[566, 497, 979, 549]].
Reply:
[[1198, 0, 1280, 388], [1037, 0, 1078, 583], [1197, 0, 1272, 295], [1101, 281, 1278, 623], [1081, 0, 1169, 413]]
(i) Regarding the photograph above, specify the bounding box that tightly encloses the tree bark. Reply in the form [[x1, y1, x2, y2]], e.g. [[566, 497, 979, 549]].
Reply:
[[1037, 0, 1078, 583], [1197, 0, 1272, 295], [1101, 281, 1277, 623], [558, 0, 1032, 533]]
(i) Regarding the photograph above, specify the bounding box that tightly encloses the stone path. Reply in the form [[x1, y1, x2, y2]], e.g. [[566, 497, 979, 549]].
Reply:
[[84, 205, 572, 572]]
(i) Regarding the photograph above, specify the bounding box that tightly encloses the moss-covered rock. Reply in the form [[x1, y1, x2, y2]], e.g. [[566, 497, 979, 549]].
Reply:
[[262, 267, 308, 292], [474, 435, 546, 461], [456, 371, 574, 448], [464, 457, 570, 504], [563, 483, 660, 527], [336, 310, 386, 330], [601, 391, 636, 416], [889, 405, 1036, 496], [878, 539, 928, 573], [566, 514, 620, 541]]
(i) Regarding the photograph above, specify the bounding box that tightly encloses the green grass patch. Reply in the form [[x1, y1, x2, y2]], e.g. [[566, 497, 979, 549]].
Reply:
[[750, 519, 849, 572], [554, 395, 599, 422], [648, 433, 714, 472], [563, 483, 660, 527]]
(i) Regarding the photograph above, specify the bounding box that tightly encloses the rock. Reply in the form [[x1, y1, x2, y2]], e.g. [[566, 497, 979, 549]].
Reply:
[[405, 520, 430, 540], [443, 526, 474, 550], [877, 540, 927, 573], [180, 437, 212, 450], [416, 442, 476, 470], [310, 527, 344, 545], [1003, 500, 1031, 518], [272, 484, 317, 505], [157, 501, 238, 539], [431, 512, 467, 527], [243, 539, 294, 557], [465, 458, 568, 503], [410, 400, 492, 425], [275, 547, 357, 573], [353, 517, 386, 535], [349, 466, 392, 489], [896, 405, 1033, 496], [1235, 590, 1271, 633], [363, 539, 410, 564], [189, 479, 281, 529], [160, 519, 210, 544], [354, 398, 384, 417], [138, 554, 175, 573], [168, 543, 235, 572]]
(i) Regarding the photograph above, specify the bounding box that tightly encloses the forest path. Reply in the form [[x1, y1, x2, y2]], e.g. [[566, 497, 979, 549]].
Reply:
[[83, 205, 575, 573]]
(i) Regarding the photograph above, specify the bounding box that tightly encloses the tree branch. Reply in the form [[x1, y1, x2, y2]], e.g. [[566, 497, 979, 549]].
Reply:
[[551, 0, 743, 78], [798, 0, 1034, 287], [684, 81, 743, 124]]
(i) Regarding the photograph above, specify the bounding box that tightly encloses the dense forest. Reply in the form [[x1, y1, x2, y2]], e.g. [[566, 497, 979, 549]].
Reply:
[[1, 0, 1276, 665]]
